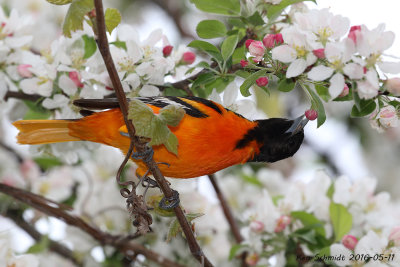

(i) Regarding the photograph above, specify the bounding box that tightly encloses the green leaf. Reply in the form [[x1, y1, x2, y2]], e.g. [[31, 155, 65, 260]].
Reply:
[[163, 133, 178, 155], [293, 228, 318, 245], [232, 45, 246, 65], [46, 0, 72, 5], [105, 8, 121, 34], [63, 0, 94, 38], [291, 211, 326, 237], [351, 99, 376, 117], [110, 41, 127, 50], [277, 78, 295, 92], [190, 0, 241, 16], [191, 72, 217, 89], [159, 105, 186, 127], [353, 84, 361, 110], [188, 40, 223, 62], [267, 0, 316, 21], [326, 182, 334, 200], [33, 156, 63, 171], [82, 35, 97, 59], [23, 100, 52, 120], [241, 174, 263, 187], [221, 35, 239, 61], [27, 236, 50, 253], [247, 11, 265, 26], [228, 244, 248, 260], [167, 213, 203, 242], [204, 76, 234, 95], [128, 99, 184, 155], [196, 20, 227, 39], [228, 18, 245, 28], [302, 83, 326, 127], [315, 84, 330, 102], [240, 69, 268, 97], [330, 202, 352, 242]]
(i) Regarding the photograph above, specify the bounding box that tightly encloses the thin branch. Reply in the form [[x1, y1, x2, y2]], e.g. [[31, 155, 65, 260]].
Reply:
[[93, 1, 213, 265], [0, 183, 185, 267], [4, 208, 82, 266], [4, 91, 42, 102], [208, 174, 242, 243], [208, 174, 248, 267]]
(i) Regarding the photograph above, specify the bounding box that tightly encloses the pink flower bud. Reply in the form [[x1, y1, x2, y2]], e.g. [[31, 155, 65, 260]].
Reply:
[[106, 86, 114, 91], [274, 215, 291, 233], [245, 253, 259, 266], [249, 220, 264, 233], [339, 84, 350, 97], [348, 25, 362, 44], [378, 105, 398, 128], [389, 226, 400, 246], [341, 235, 358, 250], [262, 33, 284, 49], [312, 48, 325, 59], [240, 59, 248, 67], [69, 71, 84, 88], [386, 78, 400, 95], [245, 39, 255, 49], [248, 41, 265, 62], [380, 107, 396, 119], [181, 51, 196, 65], [162, 45, 173, 57], [17, 64, 33, 78], [305, 109, 318, 120], [256, 77, 269, 87]]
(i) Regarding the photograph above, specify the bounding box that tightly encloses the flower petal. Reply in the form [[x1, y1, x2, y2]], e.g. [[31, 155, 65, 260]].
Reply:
[[329, 73, 345, 98], [378, 61, 400, 74], [307, 65, 334, 81], [286, 59, 307, 78], [271, 45, 296, 63], [343, 63, 364, 79]]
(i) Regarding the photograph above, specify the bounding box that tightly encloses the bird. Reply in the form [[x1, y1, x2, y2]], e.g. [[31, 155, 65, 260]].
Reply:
[[13, 96, 307, 179]]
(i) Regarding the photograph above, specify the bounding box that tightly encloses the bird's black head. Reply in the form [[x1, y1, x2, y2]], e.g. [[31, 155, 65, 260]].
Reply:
[[236, 116, 307, 163]]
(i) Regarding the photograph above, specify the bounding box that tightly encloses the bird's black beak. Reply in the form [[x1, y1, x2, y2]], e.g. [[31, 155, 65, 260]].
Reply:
[[285, 115, 309, 136]]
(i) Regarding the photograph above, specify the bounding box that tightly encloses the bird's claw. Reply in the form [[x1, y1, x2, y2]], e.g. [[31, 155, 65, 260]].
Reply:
[[159, 189, 180, 210], [131, 146, 154, 164]]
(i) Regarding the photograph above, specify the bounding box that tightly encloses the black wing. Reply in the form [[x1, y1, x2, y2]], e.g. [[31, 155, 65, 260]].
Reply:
[[73, 96, 223, 118]]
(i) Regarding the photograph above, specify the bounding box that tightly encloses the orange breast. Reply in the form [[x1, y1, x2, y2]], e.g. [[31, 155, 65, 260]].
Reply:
[[69, 100, 259, 178]]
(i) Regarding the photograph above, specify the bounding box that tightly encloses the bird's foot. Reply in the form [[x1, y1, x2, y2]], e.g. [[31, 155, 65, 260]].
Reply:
[[131, 146, 154, 164], [159, 189, 180, 210]]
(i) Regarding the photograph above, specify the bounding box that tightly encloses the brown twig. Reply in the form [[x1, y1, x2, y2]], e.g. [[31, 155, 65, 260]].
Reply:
[[4, 208, 82, 266], [208, 174, 242, 243], [0, 183, 185, 267], [93, 1, 213, 265], [4, 91, 42, 102], [208, 174, 249, 267]]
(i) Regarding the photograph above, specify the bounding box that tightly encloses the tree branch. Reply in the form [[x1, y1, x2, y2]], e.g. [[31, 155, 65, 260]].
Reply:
[[93, 1, 213, 265], [208, 174, 242, 243], [208, 174, 248, 267], [0, 183, 185, 267], [4, 208, 82, 266]]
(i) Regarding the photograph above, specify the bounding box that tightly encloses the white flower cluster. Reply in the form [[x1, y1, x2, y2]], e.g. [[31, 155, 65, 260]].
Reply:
[[227, 169, 400, 266], [270, 8, 400, 99]]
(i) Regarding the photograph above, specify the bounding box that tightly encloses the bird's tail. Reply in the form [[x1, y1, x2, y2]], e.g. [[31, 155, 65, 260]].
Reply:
[[12, 120, 81, 145]]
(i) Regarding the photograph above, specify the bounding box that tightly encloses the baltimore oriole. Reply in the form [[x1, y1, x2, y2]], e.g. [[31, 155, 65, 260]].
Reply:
[[13, 96, 307, 178]]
